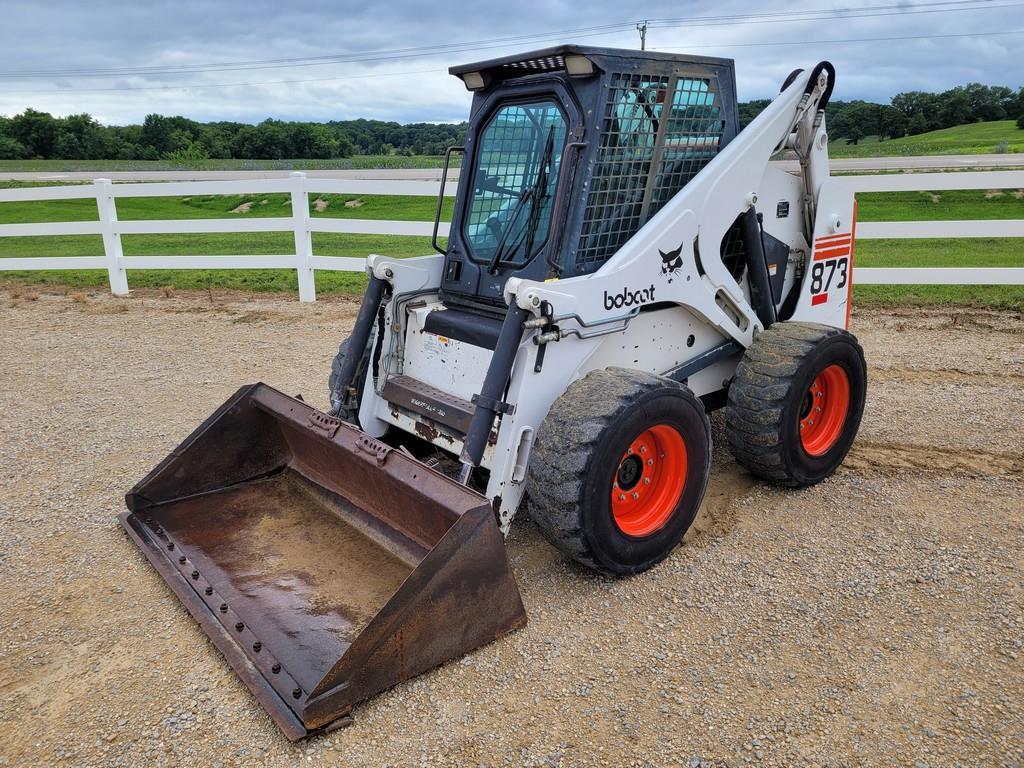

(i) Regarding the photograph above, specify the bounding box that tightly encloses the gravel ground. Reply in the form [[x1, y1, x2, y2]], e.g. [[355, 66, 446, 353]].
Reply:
[[0, 286, 1021, 768]]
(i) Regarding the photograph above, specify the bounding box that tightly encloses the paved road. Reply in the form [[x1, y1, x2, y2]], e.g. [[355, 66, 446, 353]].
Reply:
[[1, 153, 1021, 182], [779, 153, 1024, 172]]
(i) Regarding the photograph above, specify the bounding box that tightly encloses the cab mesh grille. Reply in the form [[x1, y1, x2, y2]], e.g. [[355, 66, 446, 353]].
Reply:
[[575, 73, 726, 270]]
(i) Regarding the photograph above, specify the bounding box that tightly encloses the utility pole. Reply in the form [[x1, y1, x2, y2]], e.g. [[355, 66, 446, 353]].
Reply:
[[636, 20, 648, 51]]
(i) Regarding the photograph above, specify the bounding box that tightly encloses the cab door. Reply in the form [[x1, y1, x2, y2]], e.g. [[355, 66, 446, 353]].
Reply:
[[441, 84, 581, 305]]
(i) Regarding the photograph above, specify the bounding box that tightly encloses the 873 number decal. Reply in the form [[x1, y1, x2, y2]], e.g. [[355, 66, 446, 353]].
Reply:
[[809, 256, 848, 305]]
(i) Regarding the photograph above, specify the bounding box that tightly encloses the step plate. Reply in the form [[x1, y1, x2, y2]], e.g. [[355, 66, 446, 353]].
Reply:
[[382, 375, 475, 435]]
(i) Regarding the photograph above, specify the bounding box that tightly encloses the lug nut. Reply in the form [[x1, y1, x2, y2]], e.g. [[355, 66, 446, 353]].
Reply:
[[639, 446, 647, 453], [647, 459, 654, 466], [644, 478, 651, 485], [618, 494, 626, 501], [631, 492, 639, 499]]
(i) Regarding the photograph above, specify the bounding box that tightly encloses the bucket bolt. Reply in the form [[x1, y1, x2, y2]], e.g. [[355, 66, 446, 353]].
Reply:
[[235, 622, 244, 632], [167, 543, 175, 551], [219, 603, 228, 613], [204, 586, 213, 596], [178, 556, 186, 565], [191, 570, 200, 580], [292, 688, 303, 699], [252, 641, 262, 653], [271, 663, 281, 674]]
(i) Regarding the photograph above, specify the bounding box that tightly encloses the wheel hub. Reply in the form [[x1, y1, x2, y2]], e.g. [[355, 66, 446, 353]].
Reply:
[[611, 424, 687, 537], [799, 363, 851, 456], [616, 455, 643, 490]]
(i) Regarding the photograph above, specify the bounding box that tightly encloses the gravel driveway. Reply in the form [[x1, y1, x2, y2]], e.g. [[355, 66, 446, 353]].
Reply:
[[1, 287, 1021, 767]]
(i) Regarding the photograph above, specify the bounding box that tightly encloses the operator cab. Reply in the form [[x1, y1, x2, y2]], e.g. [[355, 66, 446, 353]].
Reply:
[[433, 45, 740, 327]]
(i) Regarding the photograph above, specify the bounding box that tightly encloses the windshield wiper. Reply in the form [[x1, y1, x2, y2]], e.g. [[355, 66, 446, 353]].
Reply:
[[487, 126, 557, 274]]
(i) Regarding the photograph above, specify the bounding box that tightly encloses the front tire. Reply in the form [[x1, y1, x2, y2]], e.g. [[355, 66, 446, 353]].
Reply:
[[725, 321, 867, 487], [527, 368, 711, 576]]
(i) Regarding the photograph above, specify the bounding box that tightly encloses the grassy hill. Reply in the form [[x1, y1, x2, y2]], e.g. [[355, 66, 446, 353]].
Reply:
[[830, 120, 1024, 158]]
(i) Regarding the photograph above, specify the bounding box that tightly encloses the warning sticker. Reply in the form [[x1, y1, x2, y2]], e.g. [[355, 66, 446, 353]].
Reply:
[[422, 333, 451, 359]]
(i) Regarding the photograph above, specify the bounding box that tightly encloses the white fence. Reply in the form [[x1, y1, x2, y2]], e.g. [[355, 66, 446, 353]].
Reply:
[[0, 169, 1021, 300]]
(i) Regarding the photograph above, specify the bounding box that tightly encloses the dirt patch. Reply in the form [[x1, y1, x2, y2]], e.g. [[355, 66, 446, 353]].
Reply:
[[1013, 189, 1024, 200], [230, 201, 253, 213], [984, 189, 1005, 199], [0, 294, 1021, 767], [344, 198, 364, 208], [928, 192, 941, 202], [313, 197, 329, 212]]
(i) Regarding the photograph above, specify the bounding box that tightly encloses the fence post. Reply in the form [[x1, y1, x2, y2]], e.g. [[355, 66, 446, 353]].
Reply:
[[94, 178, 129, 296], [290, 172, 316, 302]]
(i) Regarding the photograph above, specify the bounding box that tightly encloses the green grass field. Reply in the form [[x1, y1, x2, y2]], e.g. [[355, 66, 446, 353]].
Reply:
[[0, 182, 1021, 309], [0, 186, 453, 293], [830, 120, 1024, 158]]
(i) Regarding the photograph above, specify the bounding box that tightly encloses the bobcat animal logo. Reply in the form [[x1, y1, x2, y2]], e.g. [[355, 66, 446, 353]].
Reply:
[[659, 242, 684, 283]]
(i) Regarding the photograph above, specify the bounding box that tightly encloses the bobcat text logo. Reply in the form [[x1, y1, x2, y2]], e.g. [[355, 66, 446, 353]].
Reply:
[[659, 242, 684, 283], [603, 284, 656, 311]]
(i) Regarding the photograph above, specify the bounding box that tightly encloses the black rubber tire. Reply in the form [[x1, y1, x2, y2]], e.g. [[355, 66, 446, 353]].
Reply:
[[327, 337, 360, 424], [526, 368, 712, 576], [725, 321, 867, 487]]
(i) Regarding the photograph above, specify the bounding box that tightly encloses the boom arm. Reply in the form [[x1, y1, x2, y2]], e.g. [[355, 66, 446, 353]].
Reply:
[[503, 63, 842, 347]]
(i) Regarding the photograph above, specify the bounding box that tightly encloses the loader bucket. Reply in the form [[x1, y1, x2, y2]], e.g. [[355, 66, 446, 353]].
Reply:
[[118, 383, 526, 740]]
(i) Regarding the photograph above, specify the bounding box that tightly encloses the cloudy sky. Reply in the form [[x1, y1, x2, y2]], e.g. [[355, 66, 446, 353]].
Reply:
[[0, 0, 1020, 125]]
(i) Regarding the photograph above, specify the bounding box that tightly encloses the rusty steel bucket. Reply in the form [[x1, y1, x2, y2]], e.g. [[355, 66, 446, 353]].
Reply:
[[118, 383, 526, 740]]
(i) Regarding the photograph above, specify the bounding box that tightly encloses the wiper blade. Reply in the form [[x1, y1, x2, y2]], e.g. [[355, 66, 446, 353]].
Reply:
[[519, 127, 557, 265], [487, 126, 557, 274]]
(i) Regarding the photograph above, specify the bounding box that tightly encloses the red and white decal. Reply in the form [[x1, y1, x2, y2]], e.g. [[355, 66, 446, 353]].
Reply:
[[808, 231, 852, 307]]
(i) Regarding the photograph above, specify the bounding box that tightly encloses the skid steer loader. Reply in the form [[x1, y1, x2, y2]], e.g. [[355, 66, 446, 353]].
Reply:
[[120, 45, 867, 739]]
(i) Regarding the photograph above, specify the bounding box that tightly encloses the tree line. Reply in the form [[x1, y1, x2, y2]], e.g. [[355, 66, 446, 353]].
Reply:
[[0, 112, 467, 161], [1, 81, 1021, 161], [739, 83, 1024, 143]]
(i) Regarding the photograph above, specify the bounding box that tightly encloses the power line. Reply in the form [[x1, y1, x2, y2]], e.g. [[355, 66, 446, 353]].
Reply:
[[0, 68, 445, 95], [1, 28, 1018, 97], [0, 22, 633, 78], [0, 0, 1011, 80], [654, 28, 1024, 50]]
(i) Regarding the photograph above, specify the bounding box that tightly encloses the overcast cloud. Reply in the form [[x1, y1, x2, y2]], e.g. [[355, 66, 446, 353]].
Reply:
[[0, 0, 1020, 125]]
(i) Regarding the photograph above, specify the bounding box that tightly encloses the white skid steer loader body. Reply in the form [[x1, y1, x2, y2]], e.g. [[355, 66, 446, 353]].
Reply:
[[355, 65, 855, 530]]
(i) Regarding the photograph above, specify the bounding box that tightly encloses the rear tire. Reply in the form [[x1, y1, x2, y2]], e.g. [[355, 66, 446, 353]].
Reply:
[[725, 321, 866, 487], [527, 368, 711, 576]]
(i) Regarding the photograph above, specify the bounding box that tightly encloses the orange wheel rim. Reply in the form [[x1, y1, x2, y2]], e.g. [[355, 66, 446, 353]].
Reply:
[[799, 364, 851, 456], [611, 424, 687, 537]]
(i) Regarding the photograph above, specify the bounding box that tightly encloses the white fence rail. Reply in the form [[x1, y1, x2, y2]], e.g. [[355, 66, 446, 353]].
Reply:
[[0, 169, 1021, 300], [837, 170, 1024, 287]]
